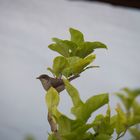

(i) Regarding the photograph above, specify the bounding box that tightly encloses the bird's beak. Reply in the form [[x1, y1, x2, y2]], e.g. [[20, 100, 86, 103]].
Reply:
[[36, 77, 40, 79]]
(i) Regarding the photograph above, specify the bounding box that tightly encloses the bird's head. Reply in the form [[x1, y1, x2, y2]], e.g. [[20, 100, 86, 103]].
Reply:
[[36, 74, 50, 80]]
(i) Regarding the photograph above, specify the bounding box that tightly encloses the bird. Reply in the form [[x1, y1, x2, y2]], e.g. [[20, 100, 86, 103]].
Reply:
[[37, 74, 79, 93]]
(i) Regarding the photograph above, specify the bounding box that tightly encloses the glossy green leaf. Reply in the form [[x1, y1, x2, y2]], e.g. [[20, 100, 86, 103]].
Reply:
[[63, 79, 83, 107], [72, 93, 108, 122], [45, 87, 60, 111], [69, 28, 84, 45], [62, 55, 96, 77], [88, 41, 107, 49], [49, 37, 74, 57], [81, 93, 109, 122], [64, 80, 109, 122], [74, 41, 107, 58], [48, 43, 69, 57], [72, 55, 96, 74], [53, 56, 68, 77]]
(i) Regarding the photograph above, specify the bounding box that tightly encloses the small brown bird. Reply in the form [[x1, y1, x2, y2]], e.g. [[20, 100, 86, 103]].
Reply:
[[37, 74, 79, 93]]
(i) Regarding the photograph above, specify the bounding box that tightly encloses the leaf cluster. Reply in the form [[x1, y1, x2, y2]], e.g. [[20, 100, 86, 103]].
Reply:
[[47, 28, 107, 78], [116, 88, 140, 140], [46, 81, 110, 140], [39, 28, 140, 140]]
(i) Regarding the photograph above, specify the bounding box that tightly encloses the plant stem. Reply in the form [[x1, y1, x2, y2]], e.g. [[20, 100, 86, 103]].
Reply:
[[48, 112, 61, 140]]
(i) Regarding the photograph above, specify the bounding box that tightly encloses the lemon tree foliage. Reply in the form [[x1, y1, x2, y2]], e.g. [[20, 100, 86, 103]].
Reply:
[[37, 28, 140, 140], [116, 88, 140, 140], [48, 28, 107, 78], [46, 82, 109, 140]]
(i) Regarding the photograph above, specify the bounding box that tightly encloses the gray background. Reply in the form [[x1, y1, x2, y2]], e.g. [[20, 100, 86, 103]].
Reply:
[[0, 0, 140, 139]]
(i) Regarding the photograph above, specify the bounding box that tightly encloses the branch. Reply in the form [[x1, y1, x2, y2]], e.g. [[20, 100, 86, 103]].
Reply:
[[47, 112, 61, 140]]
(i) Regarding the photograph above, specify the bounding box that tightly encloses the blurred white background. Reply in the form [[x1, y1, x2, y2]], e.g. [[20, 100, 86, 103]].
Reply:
[[0, 0, 140, 139]]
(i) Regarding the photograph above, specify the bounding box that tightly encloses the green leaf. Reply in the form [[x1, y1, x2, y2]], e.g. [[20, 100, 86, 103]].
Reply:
[[48, 134, 57, 140], [93, 105, 114, 135], [48, 43, 69, 57], [116, 88, 140, 111], [45, 87, 60, 111], [88, 41, 107, 49], [49, 37, 74, 57], [128, 115, 140, 127], [63, 79, 83, 107], [74, 42, 107, 58], [81, 94, 109, 122], [115, 105, 127, 135], [95, 134, 111, 140], [64, 80, 109, 122], [129, 128, 140, 140], [53, 56, 68, 77], [132, 101, 140, 116], [51, 106, 85, 136], [71, 55, 96, 75], [57, 115, 75, 134], [62, 55, 96, 77], [116, 93, 132, 111], [69, 28, 84, 45], [61, 123, 94, 140]]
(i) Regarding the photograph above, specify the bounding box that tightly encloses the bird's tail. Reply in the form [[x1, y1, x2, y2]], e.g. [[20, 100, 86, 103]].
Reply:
[[68, 75, 80, 81]]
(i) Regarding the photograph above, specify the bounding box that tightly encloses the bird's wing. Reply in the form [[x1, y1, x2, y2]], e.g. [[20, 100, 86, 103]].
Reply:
[[50, 77, 64, 88]]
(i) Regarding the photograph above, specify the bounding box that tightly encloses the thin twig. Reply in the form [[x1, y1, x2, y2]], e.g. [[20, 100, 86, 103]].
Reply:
[[47, 112, 61, 140]]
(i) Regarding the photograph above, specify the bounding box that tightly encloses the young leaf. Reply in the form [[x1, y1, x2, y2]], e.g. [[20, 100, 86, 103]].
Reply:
[[95, 134, 111, 140], [63, 79, 83, 107], [71, 93, 109, 122], [69, 28, 84, 45], [64, 80, 109, 122], [45, 87, 60, 111], [62, 55, 96, 77], [53, 56, 68, 77], [61, 123, 94, 140], [48, 43, 69, 57], [87, 41, 107, 49], [82, 94, 109, 122], [71, 54, 96, 75], [74, 42, 107, 58], [115, 105, 127, 135], [93, 105, 114, 135]]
